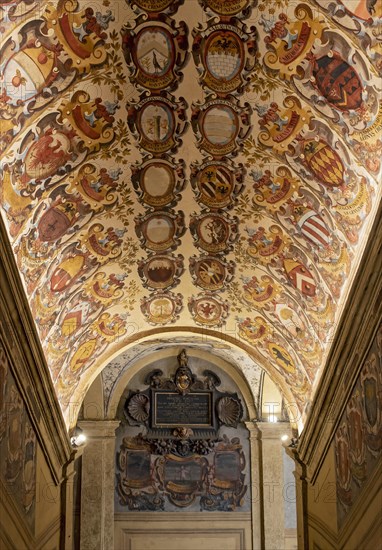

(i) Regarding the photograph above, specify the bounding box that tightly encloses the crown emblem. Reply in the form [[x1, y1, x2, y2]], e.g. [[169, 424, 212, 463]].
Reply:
[[82, 223, 124, 263], [251, 166, 299, 210], [59, 91, 116, 153], [242, 275, 281, 307], [93, 312, 127, 343], [44, 1, 113, 72], [260, 6, 324, 80], [84, 272, 126, 305], [257, 97, 311, 153]]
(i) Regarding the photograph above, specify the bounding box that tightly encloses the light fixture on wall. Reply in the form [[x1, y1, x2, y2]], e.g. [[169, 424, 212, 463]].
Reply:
[[70, 427, 87, 448], [281, 434, 289, 442]]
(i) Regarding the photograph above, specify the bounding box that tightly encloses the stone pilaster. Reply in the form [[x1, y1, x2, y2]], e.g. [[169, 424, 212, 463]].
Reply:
[[286, 447, 309, 550], [60, 452, 77, 550], [257, 422, 291, 550], [245, 421, 263, 550], [78, 420, 120, 550]]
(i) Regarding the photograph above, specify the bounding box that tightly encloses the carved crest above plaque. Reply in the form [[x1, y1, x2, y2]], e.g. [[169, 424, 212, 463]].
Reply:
[[118, 351, 248, 512], [124, 349, 243, 437]]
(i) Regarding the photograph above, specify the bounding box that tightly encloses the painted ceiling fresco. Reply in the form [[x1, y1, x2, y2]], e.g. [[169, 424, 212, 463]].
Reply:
[[1, 0, 381, 429]]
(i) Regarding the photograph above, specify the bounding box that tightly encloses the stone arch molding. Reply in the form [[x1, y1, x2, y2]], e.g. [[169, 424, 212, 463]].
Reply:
[[79, 331, 292, 427]]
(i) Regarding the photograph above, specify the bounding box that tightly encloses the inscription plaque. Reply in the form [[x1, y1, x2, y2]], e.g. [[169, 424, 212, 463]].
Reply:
[[153, 391, 212, 427]]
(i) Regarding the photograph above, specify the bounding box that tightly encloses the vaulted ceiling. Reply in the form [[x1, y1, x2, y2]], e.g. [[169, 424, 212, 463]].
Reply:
[[1, 0, 381, 429]]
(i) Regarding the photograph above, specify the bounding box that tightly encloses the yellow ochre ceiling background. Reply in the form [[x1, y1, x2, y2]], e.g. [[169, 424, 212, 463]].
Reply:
[[1, 0, 381, 429]]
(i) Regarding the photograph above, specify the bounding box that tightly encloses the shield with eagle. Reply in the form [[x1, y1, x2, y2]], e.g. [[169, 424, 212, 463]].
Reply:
[[197, 164, 233, 208], [24, 129, 72, 182]]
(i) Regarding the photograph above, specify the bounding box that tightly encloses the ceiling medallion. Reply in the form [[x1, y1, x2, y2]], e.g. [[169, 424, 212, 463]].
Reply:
[[84, 271, 126, 306], [141, 291, 183, 325], [62, 91, 117, 150], [190, 160, 244, 210], [188, 293, 229, 327], [5, 119, 75, 188], [122, 16, 188, 92], [47, 246, 91, 294], [351, 100, 382, 175], [1, 40, 59, 106], [192, 20, 257, 95], [135, 210, 185, 252], [189, 255, 235, 291], [127, 92, 187, 155], [93, 312, 128, 343], [189, 212, 238, 253], [257, 96, 311, 154], [192, 95, 251, 158], [131, 157, 185, 208], [138, 253, 184, 289], [261, 6, 324, 81], [34, 191, 83, 244], [198, 0, 252, 17], [44, 1, 110, 72], [130, 0, 185, 15]]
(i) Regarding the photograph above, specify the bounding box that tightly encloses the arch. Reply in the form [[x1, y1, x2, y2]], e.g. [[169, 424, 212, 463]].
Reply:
[[74, 328, 300, 431]]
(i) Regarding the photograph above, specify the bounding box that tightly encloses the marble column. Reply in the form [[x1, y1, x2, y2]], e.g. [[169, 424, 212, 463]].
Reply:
[[245, 421, 263, 550], [258, 422, 291, 550], [78, 420, 120, 550]]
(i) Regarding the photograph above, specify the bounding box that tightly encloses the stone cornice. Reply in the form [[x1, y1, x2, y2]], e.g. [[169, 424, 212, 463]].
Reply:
[[78, 420, 120, 438], [0, 214, 71, 484], [297, 200, 382, 482], [256, 421, 292, 439]]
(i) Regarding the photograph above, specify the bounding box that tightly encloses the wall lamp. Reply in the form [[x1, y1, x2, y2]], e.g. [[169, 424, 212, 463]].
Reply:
[[70, 428, 87, 448]]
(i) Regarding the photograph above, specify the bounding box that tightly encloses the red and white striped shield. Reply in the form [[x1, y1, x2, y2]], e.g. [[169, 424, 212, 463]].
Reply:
[[298, 210, 330, 248]]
